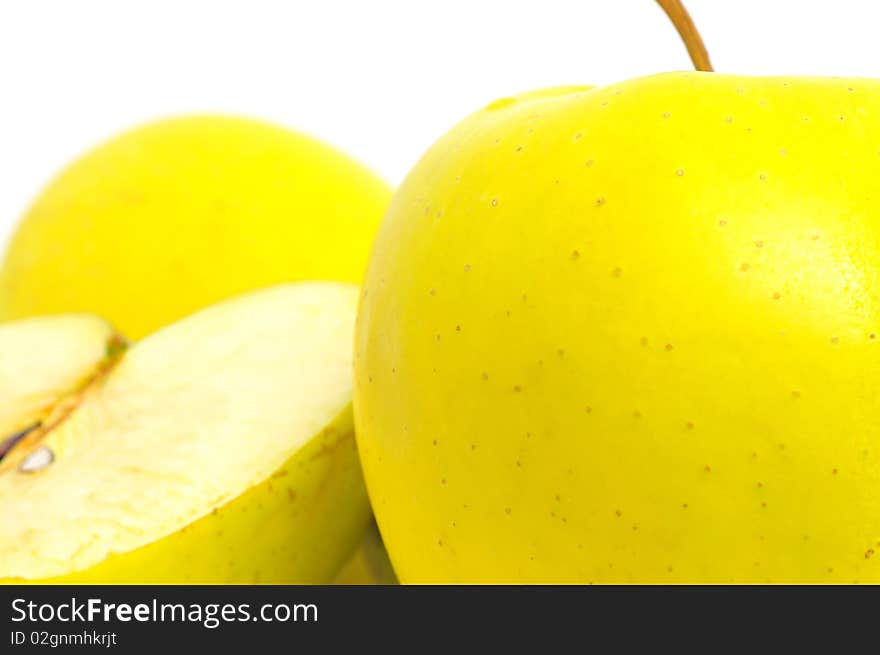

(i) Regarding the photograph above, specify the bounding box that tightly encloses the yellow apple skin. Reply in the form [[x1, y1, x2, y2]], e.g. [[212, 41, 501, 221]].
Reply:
[[0, 115, 391, 339], [355, 73, 880, 583], [332, 521, 398, 585]]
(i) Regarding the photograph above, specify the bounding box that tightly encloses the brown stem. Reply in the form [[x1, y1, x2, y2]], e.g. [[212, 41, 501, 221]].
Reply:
[[655, 0, 714, 72]]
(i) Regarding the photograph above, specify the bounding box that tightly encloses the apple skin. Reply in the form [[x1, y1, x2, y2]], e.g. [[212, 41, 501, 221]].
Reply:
[[332, 521, 398, 584], [0, 115, 391, 339], [354, 73, 880, 583]]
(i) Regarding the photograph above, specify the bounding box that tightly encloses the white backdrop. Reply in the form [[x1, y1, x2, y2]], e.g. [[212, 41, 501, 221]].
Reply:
[[2, 0, 879, 246]]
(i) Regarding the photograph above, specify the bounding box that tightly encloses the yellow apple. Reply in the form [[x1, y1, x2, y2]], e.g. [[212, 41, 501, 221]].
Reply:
[[355, 73, 880, 583], [0, 115, 391, 339]]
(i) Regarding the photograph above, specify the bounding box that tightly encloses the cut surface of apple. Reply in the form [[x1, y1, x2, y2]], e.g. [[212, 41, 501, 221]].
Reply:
[[0, 282, 370, 583], [0, 315, 121, 461]]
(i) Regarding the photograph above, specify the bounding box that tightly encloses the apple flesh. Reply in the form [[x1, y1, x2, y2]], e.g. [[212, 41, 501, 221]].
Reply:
[[1, 282, 370, 583], [0, 315, 121, 458], [355, 72, 880, 582]]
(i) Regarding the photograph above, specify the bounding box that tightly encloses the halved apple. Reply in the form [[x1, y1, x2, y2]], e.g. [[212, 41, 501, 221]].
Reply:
[[0, 282, 370, 583]]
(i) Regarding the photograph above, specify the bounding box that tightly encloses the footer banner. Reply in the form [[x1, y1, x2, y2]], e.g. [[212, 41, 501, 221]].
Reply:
[[0, 585, 872, 650]]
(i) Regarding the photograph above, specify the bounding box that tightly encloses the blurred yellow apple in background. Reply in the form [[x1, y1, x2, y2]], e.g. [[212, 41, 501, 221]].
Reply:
[[0, 115, 390, 339]]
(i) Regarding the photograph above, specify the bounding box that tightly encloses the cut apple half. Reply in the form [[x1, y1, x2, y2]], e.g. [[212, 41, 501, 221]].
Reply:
[[0, 282, 370, 583]]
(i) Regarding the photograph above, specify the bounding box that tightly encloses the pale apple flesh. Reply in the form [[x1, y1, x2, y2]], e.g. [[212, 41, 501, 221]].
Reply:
[[355, 72, 880, 583], [0, 315, 121, 446], [1, 282, 371, 583]]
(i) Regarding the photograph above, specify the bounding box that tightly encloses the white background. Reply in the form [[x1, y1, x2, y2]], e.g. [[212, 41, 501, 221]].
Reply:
[[2, 0, 879, 246]]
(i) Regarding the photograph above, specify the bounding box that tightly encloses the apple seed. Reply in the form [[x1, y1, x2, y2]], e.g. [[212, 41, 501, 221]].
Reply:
[[18, 446, 54, 473]]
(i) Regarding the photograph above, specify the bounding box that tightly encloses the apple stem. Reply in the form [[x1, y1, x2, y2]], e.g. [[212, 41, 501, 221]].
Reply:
[[655, 0, 714, 72]]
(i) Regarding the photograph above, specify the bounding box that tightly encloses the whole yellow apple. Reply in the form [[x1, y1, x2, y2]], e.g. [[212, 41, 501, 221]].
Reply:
[[355, 73, 880, 583], [0, 115, 391, 339]]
